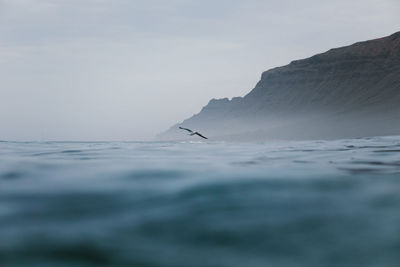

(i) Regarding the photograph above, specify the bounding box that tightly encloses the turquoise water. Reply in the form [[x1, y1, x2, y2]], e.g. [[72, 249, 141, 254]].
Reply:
[[1, 137, 400, 266]]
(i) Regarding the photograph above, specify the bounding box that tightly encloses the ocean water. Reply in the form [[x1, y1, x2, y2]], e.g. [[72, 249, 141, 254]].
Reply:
[[1, 137, 400, 267]]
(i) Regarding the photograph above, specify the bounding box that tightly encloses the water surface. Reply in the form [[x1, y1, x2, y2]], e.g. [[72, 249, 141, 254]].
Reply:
[[1, 137, 400, 266]]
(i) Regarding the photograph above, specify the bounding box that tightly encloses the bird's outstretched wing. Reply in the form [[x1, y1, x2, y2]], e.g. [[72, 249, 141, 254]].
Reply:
[[195, 132, 208, 139], [179, 127, 193, 133]]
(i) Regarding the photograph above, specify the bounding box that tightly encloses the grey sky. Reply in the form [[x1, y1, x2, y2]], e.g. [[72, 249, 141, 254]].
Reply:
[[1, 0, 399, 140]]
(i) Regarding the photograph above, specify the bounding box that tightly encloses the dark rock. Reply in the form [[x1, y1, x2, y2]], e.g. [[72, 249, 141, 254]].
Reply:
[[158, 32, 400, 141]]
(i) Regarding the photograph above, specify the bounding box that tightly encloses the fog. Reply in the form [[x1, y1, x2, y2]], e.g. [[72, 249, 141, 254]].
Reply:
[[1, 0, 399, 141]]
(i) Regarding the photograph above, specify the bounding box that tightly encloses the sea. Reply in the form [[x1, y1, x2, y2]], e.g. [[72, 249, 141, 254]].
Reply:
[[1, 136, 400, 267]]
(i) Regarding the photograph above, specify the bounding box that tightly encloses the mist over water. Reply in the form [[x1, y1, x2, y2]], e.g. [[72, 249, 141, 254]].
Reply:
[[1, 137, 400, 266]]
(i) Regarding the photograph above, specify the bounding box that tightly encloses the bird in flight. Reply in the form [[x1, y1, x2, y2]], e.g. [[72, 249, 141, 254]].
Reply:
[[179, 127, 208, 139]]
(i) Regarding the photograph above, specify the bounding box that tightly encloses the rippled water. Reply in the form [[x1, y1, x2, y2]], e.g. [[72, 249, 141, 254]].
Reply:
[[1, 137, 400, 267]]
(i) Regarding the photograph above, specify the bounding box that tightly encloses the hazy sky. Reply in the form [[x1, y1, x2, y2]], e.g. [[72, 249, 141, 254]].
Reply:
[[1, 0, 399, 141]]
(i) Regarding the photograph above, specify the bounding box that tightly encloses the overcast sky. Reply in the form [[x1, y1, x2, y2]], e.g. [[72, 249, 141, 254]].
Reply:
[[1, 0, 399, 141]]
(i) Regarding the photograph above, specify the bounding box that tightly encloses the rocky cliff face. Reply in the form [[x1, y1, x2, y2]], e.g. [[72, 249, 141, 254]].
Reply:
[[158, 32, 400, 141]]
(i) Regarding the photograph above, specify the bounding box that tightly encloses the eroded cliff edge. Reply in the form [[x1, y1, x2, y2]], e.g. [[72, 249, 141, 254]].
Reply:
[[158, 32, 400, 141]]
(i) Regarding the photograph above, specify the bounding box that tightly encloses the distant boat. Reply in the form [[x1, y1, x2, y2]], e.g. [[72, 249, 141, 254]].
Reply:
[[179, 127, 208, 139]]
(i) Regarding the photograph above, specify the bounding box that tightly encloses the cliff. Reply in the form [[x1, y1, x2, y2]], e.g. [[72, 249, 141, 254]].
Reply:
[[158, 31, 400, 141]]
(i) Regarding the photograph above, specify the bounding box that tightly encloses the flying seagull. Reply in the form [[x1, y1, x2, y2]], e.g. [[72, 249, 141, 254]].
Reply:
[[179, 127, 208, 139]]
